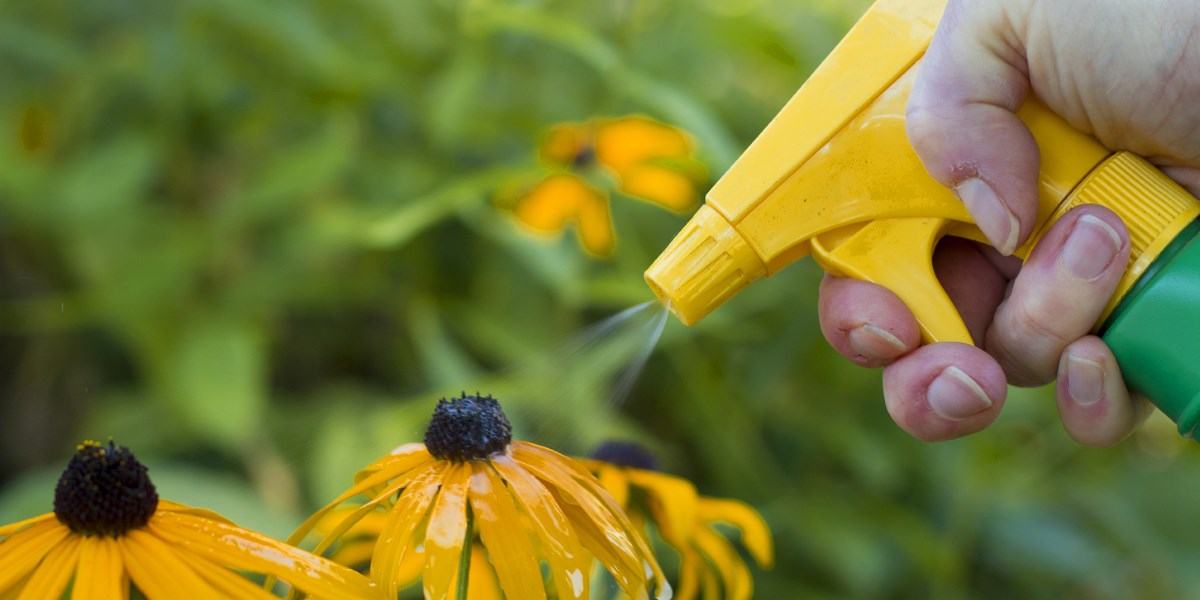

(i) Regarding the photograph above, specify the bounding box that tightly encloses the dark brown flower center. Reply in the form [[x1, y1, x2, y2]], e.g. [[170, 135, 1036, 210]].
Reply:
[[590, 440, 659, 471], [424, 394, 512, 462], [53, 440, 158, 537]]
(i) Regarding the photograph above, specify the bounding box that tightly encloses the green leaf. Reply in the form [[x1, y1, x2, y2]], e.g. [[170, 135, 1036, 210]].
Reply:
[[54, 135, 157, 226], [167, 318, 266, 449]]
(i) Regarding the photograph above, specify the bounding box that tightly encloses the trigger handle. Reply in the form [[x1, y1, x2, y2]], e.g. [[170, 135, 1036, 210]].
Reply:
[[812, 218, 971, 345]]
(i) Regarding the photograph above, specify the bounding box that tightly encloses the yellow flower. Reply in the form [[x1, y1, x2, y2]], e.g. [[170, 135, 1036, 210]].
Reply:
[[585, 441, 774, 600], [0, 440, 378, 600], [289, 393, 670, 600], [512, 116, 705, 256]]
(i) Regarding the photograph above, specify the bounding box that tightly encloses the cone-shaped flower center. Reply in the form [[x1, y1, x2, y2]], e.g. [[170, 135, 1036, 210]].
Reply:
[[424, 393, 512, 462], [590, 440, 660, 471], [53, 440, 158, 537]]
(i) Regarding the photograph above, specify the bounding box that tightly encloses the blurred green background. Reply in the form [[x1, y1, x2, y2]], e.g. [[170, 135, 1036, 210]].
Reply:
[[4, 0, 1200, 598]]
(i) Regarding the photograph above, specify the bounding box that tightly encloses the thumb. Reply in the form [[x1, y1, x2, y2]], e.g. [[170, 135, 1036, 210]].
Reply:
[[907, 0, 1037, 256]]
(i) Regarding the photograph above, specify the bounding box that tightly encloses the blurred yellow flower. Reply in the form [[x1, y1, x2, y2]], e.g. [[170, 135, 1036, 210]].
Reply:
[[512, 116, 706, 256], [0, 440, 377, 600], [585, 441, 774, 600], [290, 394, 670, 600]]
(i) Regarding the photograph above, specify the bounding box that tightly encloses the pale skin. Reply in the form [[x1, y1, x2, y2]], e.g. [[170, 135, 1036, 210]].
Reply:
[[818, 0, 1200, 445]]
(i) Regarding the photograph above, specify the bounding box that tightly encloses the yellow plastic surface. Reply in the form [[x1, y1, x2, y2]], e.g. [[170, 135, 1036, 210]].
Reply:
[[645, 0, 1200, 343]]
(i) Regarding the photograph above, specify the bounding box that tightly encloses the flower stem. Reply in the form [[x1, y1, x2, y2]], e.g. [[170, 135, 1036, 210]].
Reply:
[[456, 508, 474, 600]]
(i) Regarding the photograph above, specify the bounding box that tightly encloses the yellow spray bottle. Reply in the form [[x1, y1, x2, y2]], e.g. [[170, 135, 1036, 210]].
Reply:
[[645, 0, 1200, 436]]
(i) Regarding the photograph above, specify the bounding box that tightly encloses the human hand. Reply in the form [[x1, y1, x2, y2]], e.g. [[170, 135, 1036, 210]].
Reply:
[[819, 0, 1200, 445]]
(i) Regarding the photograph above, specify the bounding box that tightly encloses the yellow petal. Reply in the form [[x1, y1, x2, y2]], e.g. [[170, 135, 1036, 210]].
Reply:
[[539, 124, 590, 168], [156, 500, 233, 524], [576, 191, 615, 256], [618, 164, 698, 212], [626, 469, 698, 549], [121, 529, 220, 599], [15, 533, 79, 600], [422, 463, 471, 600], [492, 453, 595, 600], [513, 174, 585, 233], [465, 543, 502, 600], [595, 117, 691, 173], [491, 453, 591, 600], [148, 513, 378, 600], [695, 498, 774, 568], [469, 461, 547, 600], [691, 527, 752, 600], [511, 443, 653, 598], [309, 477, 415, 558], [72, 537, 128, 600], [356, 443, 431, 485], [0, 518, 70, 594], [372, 463, 446, 598], [287, 450, 434, 548], [513, 175, 614, 256], [593, 465, 630, 509], [0, 513, 54, 538], [674, 546, 702, 600], [186, 554, 278, 600]]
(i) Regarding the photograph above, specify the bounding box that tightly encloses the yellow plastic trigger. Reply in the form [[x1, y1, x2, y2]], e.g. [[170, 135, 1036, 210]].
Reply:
[[812, 218, 972, 345]]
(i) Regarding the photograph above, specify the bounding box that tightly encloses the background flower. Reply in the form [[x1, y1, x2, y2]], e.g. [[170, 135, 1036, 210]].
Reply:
[[586, 440, 773, 600], [510, 116, 706, 256]]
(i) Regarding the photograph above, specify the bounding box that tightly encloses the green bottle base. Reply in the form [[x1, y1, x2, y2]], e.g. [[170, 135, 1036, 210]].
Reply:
[[1102, 220, 1200, 438]]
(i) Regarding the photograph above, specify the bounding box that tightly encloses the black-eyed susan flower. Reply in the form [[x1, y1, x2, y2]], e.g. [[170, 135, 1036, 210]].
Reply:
[[510, 116, 706, 256], [289, 393, 671, 600], [0, 440, 379, 600], [585, 441, 773, 600]]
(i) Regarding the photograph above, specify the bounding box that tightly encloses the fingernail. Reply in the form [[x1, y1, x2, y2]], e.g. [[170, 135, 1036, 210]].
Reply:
[[927, 365, 993, 420], [1067, 355, 1104, 406], [848, 324, 909, 358], [1062, 215, 1122, 280], [955, 177, 1019, 255]]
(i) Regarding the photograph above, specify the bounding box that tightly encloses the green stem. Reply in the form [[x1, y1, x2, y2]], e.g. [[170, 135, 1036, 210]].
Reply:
[[456, 508, 475, 600]]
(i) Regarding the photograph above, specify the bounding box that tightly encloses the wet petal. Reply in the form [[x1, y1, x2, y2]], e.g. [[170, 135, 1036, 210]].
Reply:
[[491, 453, 591, 599], [354, 444, 432, 487], [422, 463, 471, 600], [372, 464, 446, 598], [72, 537, 128, 600], [186, 554, 278, 600], [121, 529, 219, 599], [0, 519, 70, 594], [15, 534, 79, 600], [595, 117, 691, 172], [148, 513, 378, 600], [695, 498, 773, 568], [691, 527, 751, 600], [511, 443, 648, 596], [287, 452, 434, 548], [618, 164, 698, 212], [469, 461, 547, 600], [626, 469, 698, 548]]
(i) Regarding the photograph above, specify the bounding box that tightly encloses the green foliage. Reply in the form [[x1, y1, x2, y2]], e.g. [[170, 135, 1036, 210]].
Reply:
[[3, 0, 1200, 598]]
